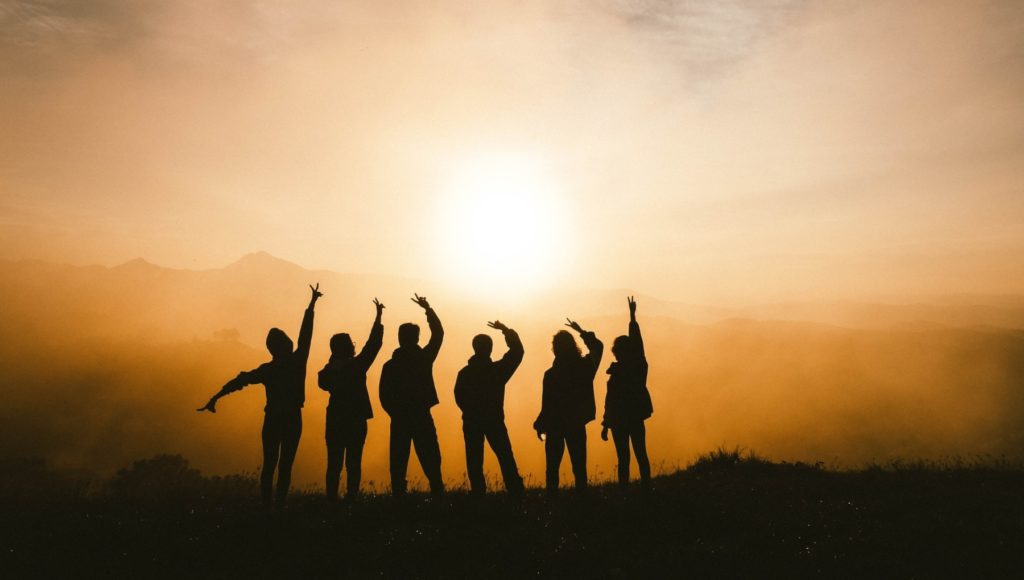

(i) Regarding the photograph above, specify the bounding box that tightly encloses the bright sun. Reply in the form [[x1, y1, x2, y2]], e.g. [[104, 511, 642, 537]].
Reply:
[[435, 153, 570, 297]]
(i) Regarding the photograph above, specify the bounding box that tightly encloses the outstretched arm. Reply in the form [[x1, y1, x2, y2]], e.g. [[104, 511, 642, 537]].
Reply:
[[488, 320, 524, 381], [197, 368, 263, 413], [566, 318, 603, 374], [356, 298, 385, 372], [412, 294, 444, 361], [296, 283, 323, 362]]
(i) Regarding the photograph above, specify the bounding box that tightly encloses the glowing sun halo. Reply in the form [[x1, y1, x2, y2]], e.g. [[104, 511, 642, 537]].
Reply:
[[435, 154, 570, 296]]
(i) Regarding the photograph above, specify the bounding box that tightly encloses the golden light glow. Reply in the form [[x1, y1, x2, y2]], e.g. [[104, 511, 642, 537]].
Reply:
[[434, 153, 571, 298]]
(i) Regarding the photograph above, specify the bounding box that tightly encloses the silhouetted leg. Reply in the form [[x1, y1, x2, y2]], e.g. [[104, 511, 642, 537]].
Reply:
[[631, 421, 651, 486], [261, 415, 280, 506], [390, 419, 411, 496], [565, 425, 588, 492], [611, 426, 632, 487], [325, 424, 344, 501], [275, 410, 302, 507], [345, 421, 367, 498], [486, 421, 523, 494], [412, 413, 445, 495], [544, 432, 565, 493], [463, 420, 486, 494]]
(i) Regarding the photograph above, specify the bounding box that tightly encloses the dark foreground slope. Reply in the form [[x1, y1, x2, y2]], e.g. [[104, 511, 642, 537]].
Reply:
[[2, 452, 1023, 579]]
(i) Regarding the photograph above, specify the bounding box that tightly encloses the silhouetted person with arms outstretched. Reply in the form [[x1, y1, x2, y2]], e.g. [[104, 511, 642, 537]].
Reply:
[[318, 298, 384, 501], [453, 320, 525, 496], [601, 296, 653, 489], [534, 319, 603, 494], [379, 294, 445, 496], [198, 283, 323, 508]]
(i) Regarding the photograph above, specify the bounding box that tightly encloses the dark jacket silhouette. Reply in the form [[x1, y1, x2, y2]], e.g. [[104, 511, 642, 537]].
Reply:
[[319, 318, 382, 422], [379, 296, 445, 495], [454, 323, 525, 494], [198, 284, 322, 507], [380, 312, 442, 418], [222, 311, 314, 412], [602, 297, 653, 488], [534, 324, 603, 493], [318, 301, 384, 499], [534, 331, 603, 433], [602, 321, 652, 428], [454, 329, 523, 423]]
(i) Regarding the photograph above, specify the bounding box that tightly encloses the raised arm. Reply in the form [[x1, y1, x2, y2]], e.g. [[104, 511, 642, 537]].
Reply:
[[412, 294, 444, 361], [488, 320, 524, 381], [356, 298, 385, 372], [197, 367, 264, 413], [627, 295, 646, 365], [295, 283, 323, 362], [566, 318, 604, 375]]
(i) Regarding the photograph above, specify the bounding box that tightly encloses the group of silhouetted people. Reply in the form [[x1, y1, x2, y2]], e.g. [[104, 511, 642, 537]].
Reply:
[[198, 286, 652, 507]]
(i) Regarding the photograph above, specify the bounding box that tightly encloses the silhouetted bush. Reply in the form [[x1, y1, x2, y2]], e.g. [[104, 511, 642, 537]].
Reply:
[[109, 454, 206, 498], [107, 454, 261, 501], [687, 446, 824, 475]]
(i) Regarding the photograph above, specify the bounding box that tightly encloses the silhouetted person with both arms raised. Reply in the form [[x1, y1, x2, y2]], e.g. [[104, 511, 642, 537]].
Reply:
[[379, 294, 445, 496], [601, 296, 653, 489], [534, 319, 603, 494], [453, 320, 525, 496], [318, 298, 385, 501], [198, 283, 323, 508]]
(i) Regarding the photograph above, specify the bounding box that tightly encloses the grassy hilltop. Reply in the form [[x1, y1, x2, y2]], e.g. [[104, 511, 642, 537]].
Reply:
[[2, 449, 1023, 579]]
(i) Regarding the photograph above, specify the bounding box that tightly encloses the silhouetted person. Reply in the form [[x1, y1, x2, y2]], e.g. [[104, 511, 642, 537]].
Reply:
[[318, 298, 385, 501], [379, 294, 445, 496], [534, 319, 603, 493], [453, 320, 525, 495], [600, 296, 653, 489], [198, 283, 323, 508]]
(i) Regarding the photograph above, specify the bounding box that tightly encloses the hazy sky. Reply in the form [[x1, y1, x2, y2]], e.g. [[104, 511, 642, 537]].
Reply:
[[2, 0, 1023, 303]]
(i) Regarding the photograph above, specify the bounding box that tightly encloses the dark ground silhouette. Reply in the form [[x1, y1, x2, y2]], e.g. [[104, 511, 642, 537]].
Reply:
[[2, 450, 1022, 579]]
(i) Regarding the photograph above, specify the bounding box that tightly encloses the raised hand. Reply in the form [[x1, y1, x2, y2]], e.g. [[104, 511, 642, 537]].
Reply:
[[628, 295, 637, 317], [411, 293, 431, 310], [373, 297, 385, 314], [487, 320, 509, 332], [309, 283, 324, 303], [196, 399, 217, 414], [565, 318, 584, 334]]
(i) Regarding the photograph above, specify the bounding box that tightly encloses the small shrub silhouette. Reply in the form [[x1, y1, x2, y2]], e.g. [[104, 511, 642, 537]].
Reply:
[[688, 446, 823, 475], [109, 454, 205, 498]]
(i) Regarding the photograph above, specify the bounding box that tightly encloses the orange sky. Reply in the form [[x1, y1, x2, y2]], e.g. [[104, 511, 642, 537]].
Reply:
[[2, 0, 1024, 304]]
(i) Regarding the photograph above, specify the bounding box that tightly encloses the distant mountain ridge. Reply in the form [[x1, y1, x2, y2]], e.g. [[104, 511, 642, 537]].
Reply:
[[2, 253, 1022, 339]]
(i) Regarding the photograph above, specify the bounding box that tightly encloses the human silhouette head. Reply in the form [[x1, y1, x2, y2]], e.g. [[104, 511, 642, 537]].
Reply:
[[330, 333, 355, 358], [612, 335, 636, 362], [552, 330, 582, 360], [472, 334, 493, 358], [398, 322, 420, 348], [266, 327, 293, 358]]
